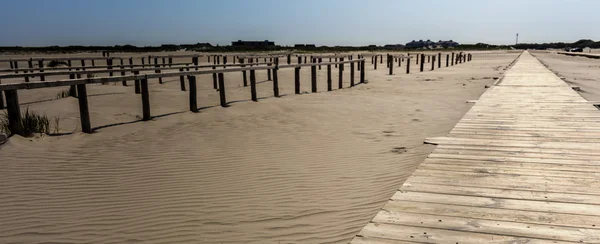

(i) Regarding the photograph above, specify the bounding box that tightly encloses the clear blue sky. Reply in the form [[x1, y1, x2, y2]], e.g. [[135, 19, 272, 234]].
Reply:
[[2, 0, 599, 46]]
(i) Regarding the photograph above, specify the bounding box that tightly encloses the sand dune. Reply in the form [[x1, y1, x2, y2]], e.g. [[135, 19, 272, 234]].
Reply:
[[1, 51, 519, 243]]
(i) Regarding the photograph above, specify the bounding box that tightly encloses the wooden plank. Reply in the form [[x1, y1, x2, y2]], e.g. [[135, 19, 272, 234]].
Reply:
[[352, 51, 600, 243]]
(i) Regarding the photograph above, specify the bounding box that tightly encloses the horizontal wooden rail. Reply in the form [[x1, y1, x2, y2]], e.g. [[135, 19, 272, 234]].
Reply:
[[0, 62, 273, 80], [0, 62, 193, 73], [0, 54, 206, 62], [279, 59, 364, 68]]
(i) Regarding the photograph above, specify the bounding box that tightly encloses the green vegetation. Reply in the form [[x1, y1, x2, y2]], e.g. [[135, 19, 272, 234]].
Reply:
[[0, 108, 56, 137], [514, 39, 600, 50], [55, 89, 72, 99]]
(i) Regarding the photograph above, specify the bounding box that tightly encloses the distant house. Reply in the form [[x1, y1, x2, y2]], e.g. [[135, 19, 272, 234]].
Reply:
[[384, 44, 405, 50], [294, 44, 316, 49], [231, 40, 275, 48], [406, 39, 459, 49]]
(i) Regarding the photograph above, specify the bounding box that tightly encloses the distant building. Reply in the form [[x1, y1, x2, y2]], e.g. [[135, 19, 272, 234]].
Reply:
[[406, 39, 459, 49], [294, 44, 316, 49], [231, 40, 275, 48], [383, 44, 405, 50]]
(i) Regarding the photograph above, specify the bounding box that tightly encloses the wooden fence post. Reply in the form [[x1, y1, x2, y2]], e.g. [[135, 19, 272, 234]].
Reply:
[[389, 55, 393, 75], [295, 67, 301, 94], [386, 54, 390, 68], [179, 69, 186, 91], [13, 61, 19, 73], [168, 57, 173, 67], [416, 54, 419, 65], [134, 71, 141, 94], [420, 54, 425, 72], [438, 53, 441, 68], [371, 56, 374, 64], [451, 52, 455, 65], [431, 56, 435, 70], [9, 61, 13, 70], [140, 78, 151, 121], [212, 66, 218, 89], [298, 56, 302, 64], [351, 61, 355, 86], [188, 76, 198, 112], [335, 57, 338, 68], [107, 58, 114, 76], [273, 66, 279, 97], [28, 59, 33, 71], [327, 64, 332, 91], [406, 57, 411, 74], [0, 85, 4, 109], [218, 73, 227, 107], [287, 54, 291, 64], [374, 55, 377, 70], [446, 54, 449, 67], [360, 60, 365, 83], [267, 63, 272, 81], [399, 57, 402, 67], [250, 70, 257, 101], [241, 59, 247, 87], [76, 84, 91, 133], [311, 64, 317, 93], [358, 55, 361, 71], [68, 74, 77, 97], [339, 60, 343, 89], [39, 60, 45, 81], [4, 90, 23, 136]]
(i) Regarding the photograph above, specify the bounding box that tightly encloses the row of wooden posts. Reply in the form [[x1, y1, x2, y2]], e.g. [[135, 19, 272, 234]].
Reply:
[[0, 58, 366, 136], [367, 52, 472, 75]]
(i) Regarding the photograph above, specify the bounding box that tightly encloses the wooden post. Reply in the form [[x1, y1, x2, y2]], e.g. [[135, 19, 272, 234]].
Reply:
[[179, 69, 186, 91], [0, 85, 4, 109], [188, 76, 198, 112], [427, 55, 430, 63], [141, 58, 144, 67], [311, 64, 317, 93], [399, 57, 402, 67], [358, 56, 361, 71], [335, 57, 338, 68], [360, 60, 365, 83], [273, 66, 279, 97], [287, 54, 291, 64], [420, 54, 425, 72], [39, 60, 45, 81], [140, 78, 151, 121], [386, 54, 390, 68], [13, 61, 19, 73], [298, 56, 302, 64], [134, 71, 141, 94], [416, 54, 419, 65], [4, 90, 23, 136], [218, 73, 227, 107], [223, 56, 228, 66], [374, 55, 377, 70], [295, 67, 301, 94], [339, 60, 343, 89], [212, 66, 218, 89], [351, 61, 355, 86], [68, 74, 77, 97], [319, 57, 322, 70], [250, 70, 257, 101], [241, 59, 247, 87], [327, 64, 332, 91], [438, 53, 442, 68], [28, 59, 33, 72], [371, 56, 374, 64], [168, 57, 173, 67], [267, 63, 272, 80], [388, 55, 393, 75], [451, 52, 455, 65], [91, 59, 96, 67], [9, 61, 13, 70], [446, 54, 450, 67], [406, 57, 411, 74], [304, 56, 307, 64], [208, 55, 211, 63], [107, 58, 113, 76], [76, 84, 91, 133]]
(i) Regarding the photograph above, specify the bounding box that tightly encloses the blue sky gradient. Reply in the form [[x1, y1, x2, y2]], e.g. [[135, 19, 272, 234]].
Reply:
[[2, 0, 599, 46]]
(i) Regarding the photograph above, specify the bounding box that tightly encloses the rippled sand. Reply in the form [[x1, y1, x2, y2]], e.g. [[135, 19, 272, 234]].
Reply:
[[1, 51, 519, 243]]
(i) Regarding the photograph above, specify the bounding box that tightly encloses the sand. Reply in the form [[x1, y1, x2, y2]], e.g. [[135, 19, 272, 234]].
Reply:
[[531, 51, 600, 101], [1, 51, 519, 244]]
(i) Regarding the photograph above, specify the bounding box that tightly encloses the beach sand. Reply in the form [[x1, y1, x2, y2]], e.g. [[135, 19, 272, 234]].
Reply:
[[531, 51, 600, 101], [1, 51, 519, 243]]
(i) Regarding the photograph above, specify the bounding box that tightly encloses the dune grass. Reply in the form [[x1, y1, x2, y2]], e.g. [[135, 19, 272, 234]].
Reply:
[[0, 108, 58, 137]]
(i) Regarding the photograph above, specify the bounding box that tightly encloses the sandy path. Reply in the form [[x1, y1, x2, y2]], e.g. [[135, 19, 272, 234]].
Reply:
[[1, 51, 519, 244], [531, 51, 600, 101]]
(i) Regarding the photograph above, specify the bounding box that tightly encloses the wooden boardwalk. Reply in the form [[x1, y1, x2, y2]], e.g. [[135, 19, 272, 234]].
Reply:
[[350, 51, 600, 244]]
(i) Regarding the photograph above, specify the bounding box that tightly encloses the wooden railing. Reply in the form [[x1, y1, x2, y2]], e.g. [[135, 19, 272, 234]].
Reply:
[[0, 58, 366, 136]]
